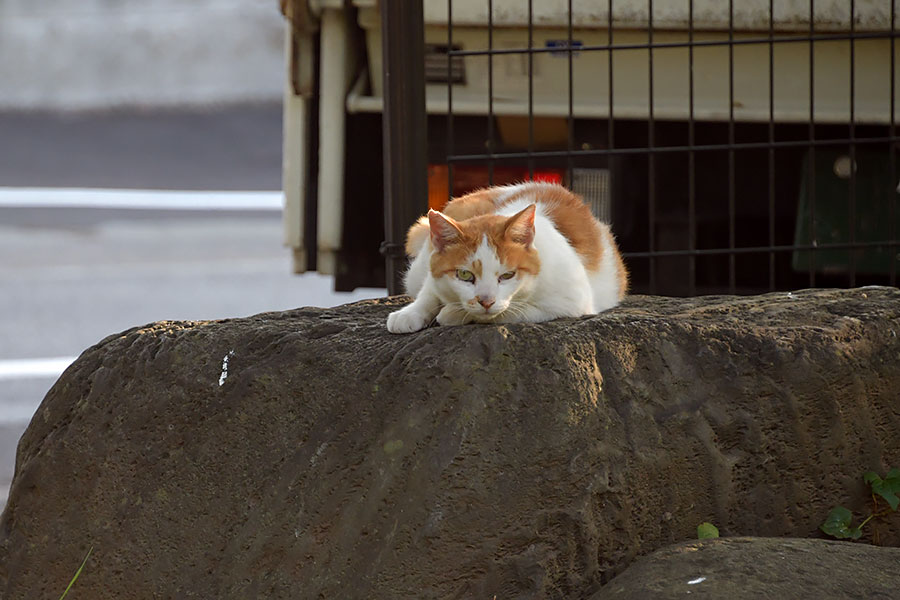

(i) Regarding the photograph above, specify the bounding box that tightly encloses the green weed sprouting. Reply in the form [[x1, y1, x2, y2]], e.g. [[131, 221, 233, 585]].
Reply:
[[820, 468, 899, 540], [697, 522, 720, 539], [58, 546, 93, 600]]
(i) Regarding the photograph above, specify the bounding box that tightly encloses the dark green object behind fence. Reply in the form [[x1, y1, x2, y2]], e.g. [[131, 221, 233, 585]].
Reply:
[[793, 149, 899, 276]]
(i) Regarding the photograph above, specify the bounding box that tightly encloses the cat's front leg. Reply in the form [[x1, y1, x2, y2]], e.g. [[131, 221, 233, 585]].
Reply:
[[435, 304, 468, 326], [493, 303, 558, 324], [387, 286, 442, 334]]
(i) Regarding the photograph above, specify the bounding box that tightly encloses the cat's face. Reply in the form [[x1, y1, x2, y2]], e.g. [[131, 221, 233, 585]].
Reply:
[[428, 205, 540, 322]]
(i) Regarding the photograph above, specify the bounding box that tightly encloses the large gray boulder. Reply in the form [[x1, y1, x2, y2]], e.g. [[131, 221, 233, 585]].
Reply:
[[1, 288, 898, 599]]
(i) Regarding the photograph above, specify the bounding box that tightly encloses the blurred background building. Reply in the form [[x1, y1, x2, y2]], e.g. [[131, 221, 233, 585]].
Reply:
[[0, 0, 283, 110], [281, 0, 898, 296]]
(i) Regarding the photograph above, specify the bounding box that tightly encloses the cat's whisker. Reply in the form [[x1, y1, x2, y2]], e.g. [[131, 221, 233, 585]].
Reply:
[[503, 302, 526, 321]]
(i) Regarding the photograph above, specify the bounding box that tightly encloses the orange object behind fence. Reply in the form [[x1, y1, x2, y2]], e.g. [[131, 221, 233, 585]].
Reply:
[[427, 165, 563, 212]]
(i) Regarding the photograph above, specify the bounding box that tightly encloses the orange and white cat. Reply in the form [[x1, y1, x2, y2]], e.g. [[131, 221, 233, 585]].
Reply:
[[386, 182, 628, 333]]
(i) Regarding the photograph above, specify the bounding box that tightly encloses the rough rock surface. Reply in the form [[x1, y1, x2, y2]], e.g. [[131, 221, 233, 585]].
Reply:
[[599, 537, 900, 599], [1, 288, 899, 599]]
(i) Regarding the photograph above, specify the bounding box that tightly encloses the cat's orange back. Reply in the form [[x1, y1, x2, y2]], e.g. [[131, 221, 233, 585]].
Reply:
[[407, 182, 628, 297]]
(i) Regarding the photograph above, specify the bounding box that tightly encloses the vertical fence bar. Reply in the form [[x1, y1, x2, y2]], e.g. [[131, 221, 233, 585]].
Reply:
[[447, 0, 454, 200], [567, 0, 574, 185], [381, 0, 428, 295], [608, 0, 615, 223], [648, 0, 657, 293], [808, 0, 817, 287], [527, 0, 535, 179], [767, 0, 776, 291], [688, 0, 696, 295], [727, 0, 736, 293], [891, 0, 897, 286], [487, 0, 494, 185], [848, 0, 857, 287]]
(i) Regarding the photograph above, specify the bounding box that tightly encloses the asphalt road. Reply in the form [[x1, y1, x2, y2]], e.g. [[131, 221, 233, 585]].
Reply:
[[0, 106, 384, 508], [0, 105, 284, 190]]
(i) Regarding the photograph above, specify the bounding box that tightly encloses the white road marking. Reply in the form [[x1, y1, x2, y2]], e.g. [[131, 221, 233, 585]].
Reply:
[[0, 357, 76, 381], [0, 187, 283, 211]]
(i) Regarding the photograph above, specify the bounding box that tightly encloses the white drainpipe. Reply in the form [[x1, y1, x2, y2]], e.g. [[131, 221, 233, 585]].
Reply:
[[316, 7, 354, 275], [282, 21, 309, 273], [281, 1, 319, 274]]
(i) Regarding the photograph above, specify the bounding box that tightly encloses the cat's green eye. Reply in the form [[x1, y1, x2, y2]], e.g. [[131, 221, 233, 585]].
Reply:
[[499, 271, 516, 281], [456, 269, 475, 283]]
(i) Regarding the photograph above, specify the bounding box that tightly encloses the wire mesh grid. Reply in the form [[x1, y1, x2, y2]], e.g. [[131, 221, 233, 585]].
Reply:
[[436, 0, 899, 296]]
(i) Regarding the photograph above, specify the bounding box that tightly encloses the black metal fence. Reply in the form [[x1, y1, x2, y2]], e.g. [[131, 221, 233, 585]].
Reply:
[[381, 1, 899, 296]]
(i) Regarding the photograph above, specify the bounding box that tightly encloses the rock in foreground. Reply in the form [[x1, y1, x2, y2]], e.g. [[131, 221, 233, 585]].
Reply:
[[1, 288, 899, 599], [599, 537, 900, 599]]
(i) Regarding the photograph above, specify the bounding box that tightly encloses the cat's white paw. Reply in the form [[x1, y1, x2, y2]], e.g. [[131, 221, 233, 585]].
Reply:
[[387, 307, 430, 334]]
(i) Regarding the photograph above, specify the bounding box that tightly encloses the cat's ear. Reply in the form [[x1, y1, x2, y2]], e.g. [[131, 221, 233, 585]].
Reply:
[[428, 209, 463, 252], [504, 204, 536, 247]]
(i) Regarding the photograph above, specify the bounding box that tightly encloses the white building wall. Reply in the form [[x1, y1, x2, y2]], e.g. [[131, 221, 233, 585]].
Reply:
[[0, 0, 285, 110]]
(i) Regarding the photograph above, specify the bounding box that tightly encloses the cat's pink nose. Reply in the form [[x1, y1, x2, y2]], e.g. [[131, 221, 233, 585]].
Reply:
[[477, 296, 495, 310]]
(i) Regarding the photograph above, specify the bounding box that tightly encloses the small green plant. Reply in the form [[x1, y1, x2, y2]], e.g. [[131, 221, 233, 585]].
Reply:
[[865, 468, 900, 511], [58, 546, 93, 600], [697, 522, 719, 539], [820, 468, 899, 540]]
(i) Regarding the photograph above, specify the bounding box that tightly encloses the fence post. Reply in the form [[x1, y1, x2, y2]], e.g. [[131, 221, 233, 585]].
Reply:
[[380, 0, 428, 295]]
